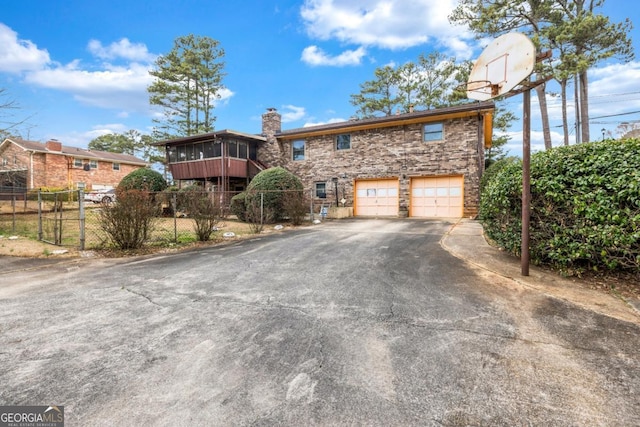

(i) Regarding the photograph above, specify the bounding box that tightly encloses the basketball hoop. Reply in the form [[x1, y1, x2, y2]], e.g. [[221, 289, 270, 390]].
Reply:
[[462, 80, 501, 98], [467, 32, 540, 278], [466, 33, 535, 101]]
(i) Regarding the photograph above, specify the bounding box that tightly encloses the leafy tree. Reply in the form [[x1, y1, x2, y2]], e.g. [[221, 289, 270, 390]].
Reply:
[[89, 133, 136, 154], [119, 168, 167, 192], [350, 56, 469, 118], [544, 0, 634, 143], [416, 52, 458, 109], [88, 130, 164, 167], [486, 105, 517, 167], [148, 34, 226, 139], [396, 62, 421, 112], [349, 65, 401, 118]]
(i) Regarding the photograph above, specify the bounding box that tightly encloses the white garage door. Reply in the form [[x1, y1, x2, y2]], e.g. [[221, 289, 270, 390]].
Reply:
[[355, 179, 399, 216], [410, 176, 464, 218]]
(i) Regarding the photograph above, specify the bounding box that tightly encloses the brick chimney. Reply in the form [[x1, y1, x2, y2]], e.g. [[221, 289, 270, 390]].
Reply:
[[46, 139, 62, 151], [261, 107, 281, 137], [259, 108, 284, 167]]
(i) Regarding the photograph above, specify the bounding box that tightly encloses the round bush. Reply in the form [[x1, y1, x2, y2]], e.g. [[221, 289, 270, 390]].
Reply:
[[243, 167, 304, 223], [118, 168, 167, 192]]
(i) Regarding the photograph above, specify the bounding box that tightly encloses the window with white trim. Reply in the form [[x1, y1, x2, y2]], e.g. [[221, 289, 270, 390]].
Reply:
[[112, 162, 120, 171], [90, 160, 98, 169], [74, 158, 83, 168]]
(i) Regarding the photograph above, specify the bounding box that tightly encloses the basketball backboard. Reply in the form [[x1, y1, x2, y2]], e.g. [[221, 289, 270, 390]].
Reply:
[[467, 33, 536, 101]]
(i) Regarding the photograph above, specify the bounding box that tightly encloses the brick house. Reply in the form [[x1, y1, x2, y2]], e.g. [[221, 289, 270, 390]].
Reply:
[[0, 138, 148, 191], [159, 101, 495, 218]]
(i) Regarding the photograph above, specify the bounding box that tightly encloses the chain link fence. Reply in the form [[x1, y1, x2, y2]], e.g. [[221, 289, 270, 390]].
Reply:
[[1, 188, 325, 250]]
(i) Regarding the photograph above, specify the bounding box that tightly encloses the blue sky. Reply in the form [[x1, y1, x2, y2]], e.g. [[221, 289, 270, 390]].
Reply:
[[0, 0, 638, 157]]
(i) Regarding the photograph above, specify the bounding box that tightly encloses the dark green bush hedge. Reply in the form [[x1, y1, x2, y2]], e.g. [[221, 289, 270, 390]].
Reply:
[[480, 138, 640, 273], [230, 192, 247, 221], [118, 168, 167, 192], [234, 167, 304, 223]]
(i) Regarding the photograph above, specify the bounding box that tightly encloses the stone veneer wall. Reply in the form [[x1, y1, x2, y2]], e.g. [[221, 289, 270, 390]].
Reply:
[[258, 109, 285, 168], [263, 116, 484, 217]]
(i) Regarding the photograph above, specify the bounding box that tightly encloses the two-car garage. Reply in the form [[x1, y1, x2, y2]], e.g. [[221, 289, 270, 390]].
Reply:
[[354, 175, 464, 218]]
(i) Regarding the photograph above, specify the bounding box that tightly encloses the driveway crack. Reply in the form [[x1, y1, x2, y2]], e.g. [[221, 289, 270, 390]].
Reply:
[[123, 287, 163, 308]]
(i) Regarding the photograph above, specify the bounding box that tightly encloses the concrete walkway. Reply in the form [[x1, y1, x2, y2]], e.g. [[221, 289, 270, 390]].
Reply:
[[441, 219, 640, 324]]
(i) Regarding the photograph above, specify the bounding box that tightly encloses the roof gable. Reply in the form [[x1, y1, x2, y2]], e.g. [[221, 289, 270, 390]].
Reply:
[[0, 138, 147, 165]]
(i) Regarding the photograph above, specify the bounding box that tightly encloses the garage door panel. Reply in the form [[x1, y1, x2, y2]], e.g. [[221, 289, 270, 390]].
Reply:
[[355, 179, 399, 216], [410, 176, 463, 218]]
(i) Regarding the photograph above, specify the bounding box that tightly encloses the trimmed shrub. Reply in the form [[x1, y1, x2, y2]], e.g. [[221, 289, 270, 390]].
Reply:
[[230, 192, 247, 221], [118, 168, 167, 192], [480, 139, 640, 273], [480, 156, 520, 193], [237, 167, 304, 224]]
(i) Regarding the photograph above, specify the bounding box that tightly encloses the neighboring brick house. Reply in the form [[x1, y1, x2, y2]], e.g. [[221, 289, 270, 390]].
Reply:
[[159, 101, 495, 218], [0, 138, 148, 191]]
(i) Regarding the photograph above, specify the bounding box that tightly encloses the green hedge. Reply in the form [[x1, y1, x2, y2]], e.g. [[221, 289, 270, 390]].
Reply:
[[480, 139, 640, 273], [234, 167, 304, 223]]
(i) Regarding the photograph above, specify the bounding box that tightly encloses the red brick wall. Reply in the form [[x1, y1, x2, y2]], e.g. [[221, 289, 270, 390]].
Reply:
[[0, 142, 144, 190]]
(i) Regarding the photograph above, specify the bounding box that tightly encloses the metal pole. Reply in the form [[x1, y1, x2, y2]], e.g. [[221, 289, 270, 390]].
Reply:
[[173, 193, 178, 243], [310, 188, 314, 222], [37, 189, 43, 241], [11, 195, 16, 233], [260, 192, 264, 227], [79, 188, 85, 250], [522, 89, 531, 276]]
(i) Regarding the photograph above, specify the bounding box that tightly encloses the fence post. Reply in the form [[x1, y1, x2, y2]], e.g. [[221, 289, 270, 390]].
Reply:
[[260, 192, 264, 227], [78, 188, 86, 250], [37, 189, 43, 241], [11, 194, 16, 233], [172, 192, 178, 243]]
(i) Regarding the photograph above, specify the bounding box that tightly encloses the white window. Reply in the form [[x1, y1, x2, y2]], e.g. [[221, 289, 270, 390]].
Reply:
[[112, 162, 120, 171], [74, 158, 83, 168], [90, 160, 98, 169]]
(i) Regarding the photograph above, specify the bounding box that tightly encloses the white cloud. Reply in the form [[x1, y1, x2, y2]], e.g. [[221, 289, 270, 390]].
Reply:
[[303, 117, 346, 127], [301, 45, 366, 66], [300, 0, 473, 52], [281, 105, 307, 122], [0, 23, 51, 73], [87, 38, 156, 63], [24, 62, 154, 111]]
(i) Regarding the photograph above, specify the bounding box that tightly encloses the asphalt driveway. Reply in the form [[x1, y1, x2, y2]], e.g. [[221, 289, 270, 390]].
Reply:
[[1, 219, 639, 426]]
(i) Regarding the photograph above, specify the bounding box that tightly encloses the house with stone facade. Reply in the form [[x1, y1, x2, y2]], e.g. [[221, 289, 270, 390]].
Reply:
[[159, 100, 495, 218], [0, 138, 148, 192]]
